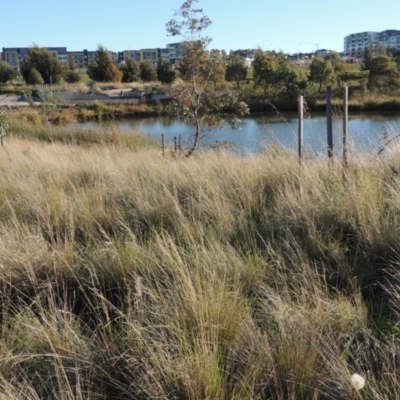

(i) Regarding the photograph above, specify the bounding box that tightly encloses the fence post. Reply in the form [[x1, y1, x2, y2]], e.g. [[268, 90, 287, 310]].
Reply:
[[298, 95, 303, 164], [162, 134, 165, 157], [326, 86, 333, 163], [179, 134, 182, 155], [174, 136, 177, 153], [343, 86, 348, 169]]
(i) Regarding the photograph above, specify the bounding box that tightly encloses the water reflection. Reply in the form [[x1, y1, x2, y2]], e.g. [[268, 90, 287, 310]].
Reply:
[[73, 112, 400, 155]]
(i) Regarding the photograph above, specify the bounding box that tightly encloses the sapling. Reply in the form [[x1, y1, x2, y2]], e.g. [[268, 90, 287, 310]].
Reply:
[[166, 0, 249, 156]]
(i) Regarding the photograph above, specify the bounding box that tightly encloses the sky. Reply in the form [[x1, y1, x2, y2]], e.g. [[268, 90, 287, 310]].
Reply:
[[1, 0, 400, 55]]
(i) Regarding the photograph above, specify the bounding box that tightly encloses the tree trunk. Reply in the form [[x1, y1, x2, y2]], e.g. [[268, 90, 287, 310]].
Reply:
[[186, 118, 200, 157]]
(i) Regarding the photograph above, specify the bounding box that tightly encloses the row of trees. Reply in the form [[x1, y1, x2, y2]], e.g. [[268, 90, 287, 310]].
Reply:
[[3, 44, 399, 96], [0, 44, 250, 89], [252, 47, 400, 98], [1, 38, 400, 101], [93, 45, 400, 98]]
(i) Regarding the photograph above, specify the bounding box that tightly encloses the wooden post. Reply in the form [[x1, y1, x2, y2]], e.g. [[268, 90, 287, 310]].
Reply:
[[179, 134, 182, 155], [343, 86, 348, 169], [174, 136, 177, 153], [162, 134, 165, 157], [326, 86, 333, 162], [298, 95, 303, 164]]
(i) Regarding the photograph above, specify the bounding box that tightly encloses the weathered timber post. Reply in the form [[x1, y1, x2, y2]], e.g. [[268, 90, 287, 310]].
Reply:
[[179, 134, 182, 155], [174, 136, 177, 153], [162, 134, 165, 157], [343, 86, 349, 169], [326, 86, 333, 163], [298, 95, 304, 164]]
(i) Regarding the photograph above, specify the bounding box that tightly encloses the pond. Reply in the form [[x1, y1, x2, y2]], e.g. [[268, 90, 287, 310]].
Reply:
[[73, 112, 400, 155]]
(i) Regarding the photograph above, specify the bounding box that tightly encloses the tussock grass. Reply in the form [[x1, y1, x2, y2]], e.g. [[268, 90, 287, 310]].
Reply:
[[1, 136, 400, 398]]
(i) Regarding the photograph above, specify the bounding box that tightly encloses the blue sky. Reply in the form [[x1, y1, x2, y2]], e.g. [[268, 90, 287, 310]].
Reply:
[[1, 0, 399, 54]]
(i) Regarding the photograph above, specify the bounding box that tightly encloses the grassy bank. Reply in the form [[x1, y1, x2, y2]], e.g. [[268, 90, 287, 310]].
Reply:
[[5, 113, 156, 149], [0, 129, 400, 398]]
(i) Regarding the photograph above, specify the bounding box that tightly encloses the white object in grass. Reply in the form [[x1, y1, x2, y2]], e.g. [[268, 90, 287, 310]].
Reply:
[[350, 373, 365, 390]]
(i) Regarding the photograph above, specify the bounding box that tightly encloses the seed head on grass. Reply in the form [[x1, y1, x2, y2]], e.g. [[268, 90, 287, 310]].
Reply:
[[350, 373, 365, 391]]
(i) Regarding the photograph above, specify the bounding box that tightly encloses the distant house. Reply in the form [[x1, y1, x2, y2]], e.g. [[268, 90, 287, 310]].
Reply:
[[315, 49, 331, 57]]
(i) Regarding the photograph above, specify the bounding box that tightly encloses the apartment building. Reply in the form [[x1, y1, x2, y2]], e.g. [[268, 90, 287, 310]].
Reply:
[[2, 43, 184, 71], [167, 42, 184, 63], [122, 50, 141, 62], [141, 48, 159, 65], [378, 29, 400, 51], [67, 49, 102, 72], [344, 30, 400, 58], [2, 47, 68, 69], [343, 31, 377, 58], [121, 43, 184, 67]]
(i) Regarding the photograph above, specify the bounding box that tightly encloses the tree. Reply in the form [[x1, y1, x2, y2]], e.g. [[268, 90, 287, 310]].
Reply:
[[166, 0, 249, 156], [63, 58, 81, 83], [156, 59, 177, 84], [206, 50, 226, 90], [120, 58, 140, 82], [274, 63, 308, 101], [309, 56, 334, 92], [225, 54, 247, 89], [368, 55, 400, 92], [373, 42, 387, 57], [252, 50, 277, 95], [252, 50, 291, 96], [324, 52, 346, 88], [20, 46, 63, 84], [25, 68, 44, 85], [361, 46, 373, 71], [139, 60, 157, 82], [0, 61, 18, 84], [392, 50, 400, 71], [87, 45, 122, 82]]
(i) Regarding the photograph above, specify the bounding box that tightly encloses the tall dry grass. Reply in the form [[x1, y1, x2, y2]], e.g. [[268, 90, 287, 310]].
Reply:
[[0, 135, 400, 398]]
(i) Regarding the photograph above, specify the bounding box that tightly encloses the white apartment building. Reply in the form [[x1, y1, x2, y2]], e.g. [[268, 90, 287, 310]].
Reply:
[[343, 31, 377, 59], [378, 29, 400, 51], [344, 30, 400, 59]]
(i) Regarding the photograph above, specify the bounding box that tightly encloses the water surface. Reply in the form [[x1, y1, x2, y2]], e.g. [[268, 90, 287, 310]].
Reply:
[[74, 112, 400, 155]]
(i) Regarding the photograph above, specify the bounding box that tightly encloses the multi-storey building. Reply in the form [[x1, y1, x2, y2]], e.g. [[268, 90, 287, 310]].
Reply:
[[66, 49, 97, 72], [344, 30, 400, 59], [343, 31, 377, 59], [122, 50, 141, 63], [377, 30, 400, 51], [2, 43, 185, 71], [167, 42, 184, 63], [67, 51, 86, 70], [120, 43, 184, 67], [140, 48, 159, 65], [2, 47, 67, 69]]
